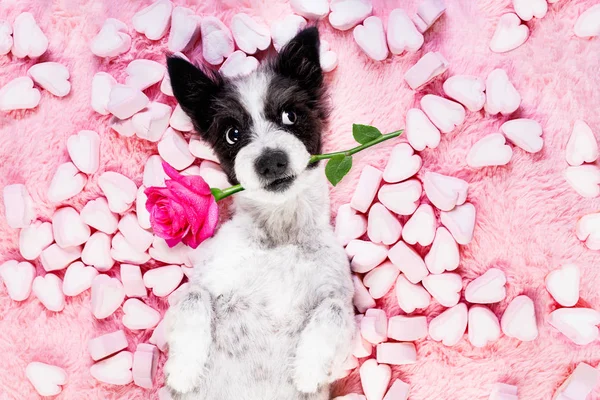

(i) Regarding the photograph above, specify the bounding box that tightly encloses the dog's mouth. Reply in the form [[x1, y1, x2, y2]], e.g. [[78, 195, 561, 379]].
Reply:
[[264, 175, 296, 192]]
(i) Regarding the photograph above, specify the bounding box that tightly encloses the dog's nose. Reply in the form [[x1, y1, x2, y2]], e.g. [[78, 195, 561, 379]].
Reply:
[[255, 149, 289, 180]]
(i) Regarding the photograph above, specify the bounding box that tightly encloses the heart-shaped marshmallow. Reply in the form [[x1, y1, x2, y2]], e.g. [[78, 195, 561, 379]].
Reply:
[[501, 119, 543, 153], [346, 240, 388, 273], [320, 39, 338, 73], [290, 0, 329, 20], [425, 227, 460, 274], [143, 265, 184, 297], [405, 108, 441, 151], [351, 165, 383, 213], [423, 172, 468, 212], [353, 16, 389, 61], [388, 241, 429, 284], [111, 233, 151, 265], [489, 13, 529, 53], [33, 274, 65, 312], [367, 203, 402, 245], [98, 171, 137, 214], [413, 0, 446, 33], [126, 60, 166, 91], [501, 295, 538, 341], [359, 359, 392, 400], [143, 155, 168, 188], [26, 362, 67, 396], [161, 52, 189, 96], [489, 383, 518, 400], [136, 187, 151, 230], [420, 95, 465, 134], [402, 204, 436, 246], [467, 133, 513, 168], [133, 102, 171, 142], [395, 275, 431, 313], [28, 62, 70, 97], [158, 128, 195, 171], [574, 4, 600, 38], [3, 184, 35, 229], [47, 162, 87, 203], [189, 138, 219, 163], [90, 18, 131, 57], [387, 315, 428, 341], [0, 260, 35, 301], [548, 308, 600, 345], [168, 6, 200, 52], [120, 264, 147, 298], [361, 309, 388, 344], [169, 104, 193, 132], [11, 12, 48, 58], [67, 130, 100, 174], [387, 8, 423, 55], [82, 232, 115, 271], [554, 362, 599, 400], [52, 207, 90, 248], [513, 0, 548, 21], [0, 21, 12, 56], [63, 261, 98, 296], [378, 179, 422, 216], [133, 343, 159, 389], [231, 13, 271, 54], [107, 84, 149, 120], [566, 120, 598, 166], [150, 319, 167, 352], [485, 68, 521, 115], [468, 305, 501, 348], [90, 351, 133, 385], [440, 202, 476, 245], [40, 244, 82, 272], [91, 72, 117, 115], [111, 117, 137, 138], [168, 282, 190, 306], [376, 343, 416, 366], [0, 77, 41, 111], [546, 264, 580, 307], [422, 272, 462, 307], [429, 303, 468, 346], [119, 213, 153, 253], [565, 165, 600, 198], [383, 380, 410, 400], [80, 197, 118, 234], [91, 274, 125, 319], [122, 298, 161, 330], [149, 237, 191, 266], [353, 275, 376, 313], [200, 17, 234, 65], [219, 51, 259, 79], [133, 0, 173, 40], [335, 203, 367, 246], [363, 261, 400, 299], [443, 75, 486, 112], [465, 268, 506, 304], [88, 330, 128, 361], [404, 52, 448, 90], [329, 0, 372, 31], [383, 143, 421, 183], [198, 161, 229, 190], [270, 15, 307, 52], [19, 221, 53, 260]]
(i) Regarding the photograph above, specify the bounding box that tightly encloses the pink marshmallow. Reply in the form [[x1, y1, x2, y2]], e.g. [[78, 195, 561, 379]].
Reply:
[[352, 332, 373, 358], [106, 84, 149, 120], [363, 261, 400, 299], [387, 315, 428, 341], [90, 351, 133, 385], [404, 51, 448, 90], [118, 213, 153, 253], [52, 207, 91, 248], [353, 276, 376, 313], [120, 264, 147, 298], [383, 379, 410, 400], [351, 165, 383, 213], [40, 243, 82, 272], [88, 330, 129, 361], [388, 241, 429, 284], [555, 362, 599, 400], [377, 342, 417, 365], [335, 203, 368, 246], [360, 359, 392, 400], [346, 239, 389, 273], [158, 387, 173, 400], [361, 309, 388, 344], [413, 0, 446, 32], [158, 128, 195, 171], [3, 183, 35, 228], [489, 383, 518, 400], [132, 343, 159, 389], [149, 318, 167, 352]]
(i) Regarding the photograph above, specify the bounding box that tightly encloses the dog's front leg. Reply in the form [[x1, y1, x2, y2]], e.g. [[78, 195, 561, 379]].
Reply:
[[293, 297, 356, 393], [164, 285, 213, 394]]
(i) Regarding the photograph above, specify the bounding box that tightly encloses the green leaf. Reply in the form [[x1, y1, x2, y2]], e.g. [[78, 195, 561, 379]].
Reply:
[[325, 155, 353, 186], [353, 124, 382, 145]]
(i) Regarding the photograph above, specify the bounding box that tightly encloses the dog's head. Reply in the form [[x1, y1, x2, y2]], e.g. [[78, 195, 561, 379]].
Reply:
[[168, 27, 328, 203]]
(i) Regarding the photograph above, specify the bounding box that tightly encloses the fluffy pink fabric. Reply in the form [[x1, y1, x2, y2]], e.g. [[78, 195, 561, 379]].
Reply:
[[1, 0, 599, 399]]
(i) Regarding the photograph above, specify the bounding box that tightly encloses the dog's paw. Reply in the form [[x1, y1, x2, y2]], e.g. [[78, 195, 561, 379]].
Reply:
[[293, 362, 328, 394], [164, 357, 202, 394]]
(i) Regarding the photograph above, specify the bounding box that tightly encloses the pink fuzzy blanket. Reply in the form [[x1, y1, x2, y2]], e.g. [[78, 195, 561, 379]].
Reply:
[[1, 0, 600, 399]]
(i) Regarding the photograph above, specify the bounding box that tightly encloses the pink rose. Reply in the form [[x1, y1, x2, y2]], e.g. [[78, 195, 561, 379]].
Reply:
[[145, 162, 219, 249]]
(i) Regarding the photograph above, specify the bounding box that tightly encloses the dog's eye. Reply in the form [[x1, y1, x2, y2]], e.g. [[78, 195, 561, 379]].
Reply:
[[281, 110, 297, 125], [226, 127, 240, 145]]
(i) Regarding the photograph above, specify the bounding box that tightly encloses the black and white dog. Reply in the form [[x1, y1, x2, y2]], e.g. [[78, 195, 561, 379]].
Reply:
[[164, 28, 356, 399]]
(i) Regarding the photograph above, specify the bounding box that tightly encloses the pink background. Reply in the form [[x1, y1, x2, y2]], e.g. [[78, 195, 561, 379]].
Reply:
[[1, 0, 600, 399]]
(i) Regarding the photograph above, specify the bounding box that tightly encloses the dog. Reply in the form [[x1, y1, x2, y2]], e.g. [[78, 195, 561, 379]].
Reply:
[[163, 27, 356, 400]]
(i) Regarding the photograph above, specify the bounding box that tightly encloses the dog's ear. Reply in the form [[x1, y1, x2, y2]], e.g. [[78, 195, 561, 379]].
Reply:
[[275, 27, 323, 94], [167, 56, 223, 134]]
